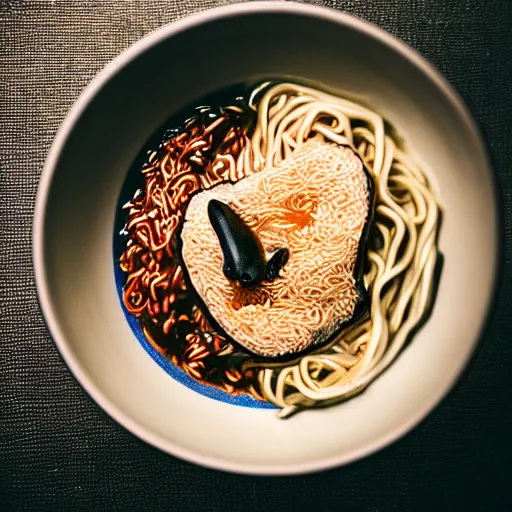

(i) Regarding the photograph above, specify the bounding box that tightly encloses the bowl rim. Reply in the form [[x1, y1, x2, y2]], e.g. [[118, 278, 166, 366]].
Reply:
[[32, 0, 498, 475]]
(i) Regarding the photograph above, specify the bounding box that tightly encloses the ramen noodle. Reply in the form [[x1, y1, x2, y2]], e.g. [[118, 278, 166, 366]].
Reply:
[[117, 81, 442, 418]]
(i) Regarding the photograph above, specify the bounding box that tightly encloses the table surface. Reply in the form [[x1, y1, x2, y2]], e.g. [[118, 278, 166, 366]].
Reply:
[[1, 1, 511, 510]]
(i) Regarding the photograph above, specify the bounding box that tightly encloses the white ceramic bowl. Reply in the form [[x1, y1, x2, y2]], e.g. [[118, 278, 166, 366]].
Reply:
[[33, 2, 499, 475]]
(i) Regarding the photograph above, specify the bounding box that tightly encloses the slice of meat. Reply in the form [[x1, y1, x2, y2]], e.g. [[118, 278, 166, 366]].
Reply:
[[180, 140, 372, 358]]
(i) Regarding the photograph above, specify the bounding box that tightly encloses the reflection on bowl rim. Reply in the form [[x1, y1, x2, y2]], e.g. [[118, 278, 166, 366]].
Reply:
[[33, 1, 499, 475]]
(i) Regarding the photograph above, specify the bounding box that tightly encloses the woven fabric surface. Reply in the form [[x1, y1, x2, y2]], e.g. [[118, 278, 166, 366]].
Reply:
[[1, 0, 511, 510]]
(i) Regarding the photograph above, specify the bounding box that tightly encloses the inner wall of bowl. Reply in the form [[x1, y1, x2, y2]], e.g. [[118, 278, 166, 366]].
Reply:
[[42, 10, 497, 470]]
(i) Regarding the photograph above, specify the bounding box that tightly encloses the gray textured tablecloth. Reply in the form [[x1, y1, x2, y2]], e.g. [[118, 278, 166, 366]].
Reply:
[[1, 1, 512, 510]]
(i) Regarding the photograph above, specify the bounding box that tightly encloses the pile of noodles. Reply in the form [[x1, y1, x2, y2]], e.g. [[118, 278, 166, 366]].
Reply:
[[121, 81, 441, 418], [228, 83, 442, 418], [119, 106, 265, 397]]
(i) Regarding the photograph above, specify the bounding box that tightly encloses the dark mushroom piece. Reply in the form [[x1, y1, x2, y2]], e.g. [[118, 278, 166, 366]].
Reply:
[[207, 199, 288, 288]]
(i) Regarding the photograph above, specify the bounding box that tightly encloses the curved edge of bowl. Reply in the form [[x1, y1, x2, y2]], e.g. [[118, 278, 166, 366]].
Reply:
[[32, 1, 501, 475]]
